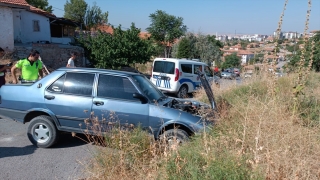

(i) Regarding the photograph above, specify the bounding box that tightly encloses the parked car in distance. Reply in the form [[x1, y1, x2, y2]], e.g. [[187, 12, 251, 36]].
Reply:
[[233, 68, 240, 77], [0, 67, 214, 148], [221, 71, 236, 79], [274, 72, 286, 77]]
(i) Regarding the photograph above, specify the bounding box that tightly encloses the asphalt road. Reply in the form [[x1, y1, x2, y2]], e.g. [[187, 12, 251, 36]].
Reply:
[[0, 118, 92, 180]]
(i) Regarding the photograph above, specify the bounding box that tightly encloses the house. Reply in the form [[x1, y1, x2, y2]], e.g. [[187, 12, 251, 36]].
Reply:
[[229, 44, 242, 51], [0, 0, 29, 50], [0, 0, 80, 50], [264, 54, 278, 62], [238, 50, 254, 64], [266, 36, 274, 42]]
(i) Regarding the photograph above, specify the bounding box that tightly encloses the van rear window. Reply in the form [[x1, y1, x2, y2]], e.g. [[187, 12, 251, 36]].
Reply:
[[153, 61, 175, 74]]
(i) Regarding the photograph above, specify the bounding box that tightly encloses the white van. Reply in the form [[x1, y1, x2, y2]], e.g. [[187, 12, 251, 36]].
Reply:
[[150, 58, 218, 98]]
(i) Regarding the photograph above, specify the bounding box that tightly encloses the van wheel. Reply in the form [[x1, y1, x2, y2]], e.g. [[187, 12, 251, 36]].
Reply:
[[27, 115, 59, 148], [177, 85, 188, 98]]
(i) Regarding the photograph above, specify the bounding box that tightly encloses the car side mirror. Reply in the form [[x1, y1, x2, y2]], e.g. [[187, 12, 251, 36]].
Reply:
[[133, 93, 148, 104]]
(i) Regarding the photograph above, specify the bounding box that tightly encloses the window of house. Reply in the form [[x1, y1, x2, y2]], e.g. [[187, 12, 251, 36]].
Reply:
[[33, 20, 40, 32], [181, 64, 192, 74], [97, 75, 138, 101]]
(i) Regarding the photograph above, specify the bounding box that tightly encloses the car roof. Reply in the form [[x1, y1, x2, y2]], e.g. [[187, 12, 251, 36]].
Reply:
[[56, 67, 141, 76], [154, 58, 207, 65]]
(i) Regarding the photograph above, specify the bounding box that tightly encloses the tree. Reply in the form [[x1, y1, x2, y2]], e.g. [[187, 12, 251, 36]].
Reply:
[[240, 40, 249, 50], [26, 0, 53, 13], [171, 32, 223, 66], [176, 37, 190, 58], [194, 33, 223, 65], [147, 10, 187, 58], [76, 23, 156, 69], [250, 53, 264, 64], [64, 0, 88, 26], [288, 31, 320, 71], [84, 2, 108, 30], [207, 35, 223, 48], [222, 53, 241, 69]]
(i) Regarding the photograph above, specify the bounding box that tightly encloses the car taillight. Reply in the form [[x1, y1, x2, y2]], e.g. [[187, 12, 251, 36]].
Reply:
[[175, 68, 179, 81]]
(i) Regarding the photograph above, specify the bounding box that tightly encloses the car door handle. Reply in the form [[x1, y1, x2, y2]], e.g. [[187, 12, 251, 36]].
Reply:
[[93, 101, 104, 106], [44, 95, 55, 100]]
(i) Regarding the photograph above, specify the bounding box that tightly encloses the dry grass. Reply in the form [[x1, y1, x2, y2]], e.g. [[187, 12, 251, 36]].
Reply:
[[195, 71, 320, 179], [76, 70, 320, 180]]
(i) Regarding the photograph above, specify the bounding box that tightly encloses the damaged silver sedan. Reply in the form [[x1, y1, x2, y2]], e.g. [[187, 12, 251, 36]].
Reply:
[[0, 67, 216, 148]]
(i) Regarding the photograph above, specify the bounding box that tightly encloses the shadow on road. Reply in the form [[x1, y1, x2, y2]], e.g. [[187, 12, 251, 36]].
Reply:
[[0, 145, 36, 158], [51, 133, 89, 149]]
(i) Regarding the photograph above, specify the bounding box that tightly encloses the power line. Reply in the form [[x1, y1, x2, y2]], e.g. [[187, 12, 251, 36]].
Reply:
[[52, 6, 64, 11]]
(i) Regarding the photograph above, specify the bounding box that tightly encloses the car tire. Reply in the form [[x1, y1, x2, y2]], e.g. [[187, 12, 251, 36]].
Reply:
[[27, 115, 59, 148], [177, 85, 188, 98], [160, 129, 189, 147]]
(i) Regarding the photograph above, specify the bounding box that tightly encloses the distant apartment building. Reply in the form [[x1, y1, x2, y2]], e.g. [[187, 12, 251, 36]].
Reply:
[[216, 35, 228, 42], [273, 31, 284, 40]]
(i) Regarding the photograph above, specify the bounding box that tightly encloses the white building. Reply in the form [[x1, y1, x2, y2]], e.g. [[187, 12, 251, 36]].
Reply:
[[0, 0, 80, 50]]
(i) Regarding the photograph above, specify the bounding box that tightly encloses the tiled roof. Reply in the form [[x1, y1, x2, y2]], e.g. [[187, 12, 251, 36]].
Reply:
[[310, 30, 320, 33], [139, 32, 151, 39], [0, 0, 29, 6], [95, 25, 114, 34], [0, 1, 55, 17], [238, 50, 254, 55], [29, 5, 55, 17]]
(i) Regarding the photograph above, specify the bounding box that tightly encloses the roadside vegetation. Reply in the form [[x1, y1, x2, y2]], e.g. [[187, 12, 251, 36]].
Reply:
[[77, 71, 320, 180]]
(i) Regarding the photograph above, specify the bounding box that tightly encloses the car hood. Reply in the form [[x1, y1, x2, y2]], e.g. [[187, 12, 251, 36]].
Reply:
[[158, 71, 217, 114], [197, 71, 217, 109]]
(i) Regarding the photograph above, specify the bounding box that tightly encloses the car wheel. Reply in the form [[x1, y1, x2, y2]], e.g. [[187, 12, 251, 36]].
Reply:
[[27, 115, 59, 148], [160, 129, 189, 148], [177, 85, 188, 98]]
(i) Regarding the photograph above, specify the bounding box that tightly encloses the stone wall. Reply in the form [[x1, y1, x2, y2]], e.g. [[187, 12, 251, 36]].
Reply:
[[0, 7, 14, 51], [13, 44, 85, 71]]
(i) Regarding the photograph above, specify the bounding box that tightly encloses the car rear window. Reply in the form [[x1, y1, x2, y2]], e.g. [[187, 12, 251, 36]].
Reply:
[[153, 61, 175, 74]]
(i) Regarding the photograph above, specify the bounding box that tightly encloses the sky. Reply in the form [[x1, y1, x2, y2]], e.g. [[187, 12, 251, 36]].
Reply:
[[48, 0, 320, 35]]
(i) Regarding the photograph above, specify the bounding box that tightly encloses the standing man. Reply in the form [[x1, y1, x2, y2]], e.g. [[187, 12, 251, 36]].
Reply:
[[11, 50, 43, 84], [66, 52, 76, 68]]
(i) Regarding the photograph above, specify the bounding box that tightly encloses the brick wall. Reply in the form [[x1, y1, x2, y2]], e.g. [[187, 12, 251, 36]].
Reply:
[[13, 44, 85, 71]]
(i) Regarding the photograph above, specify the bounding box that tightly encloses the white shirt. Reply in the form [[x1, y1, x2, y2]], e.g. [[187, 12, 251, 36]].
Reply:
[[67, 58, 75, 67]]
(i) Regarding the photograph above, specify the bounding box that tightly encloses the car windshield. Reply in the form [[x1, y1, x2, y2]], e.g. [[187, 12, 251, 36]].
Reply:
[[204, 66, 213, 77], [132, 75, 165, 102]]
